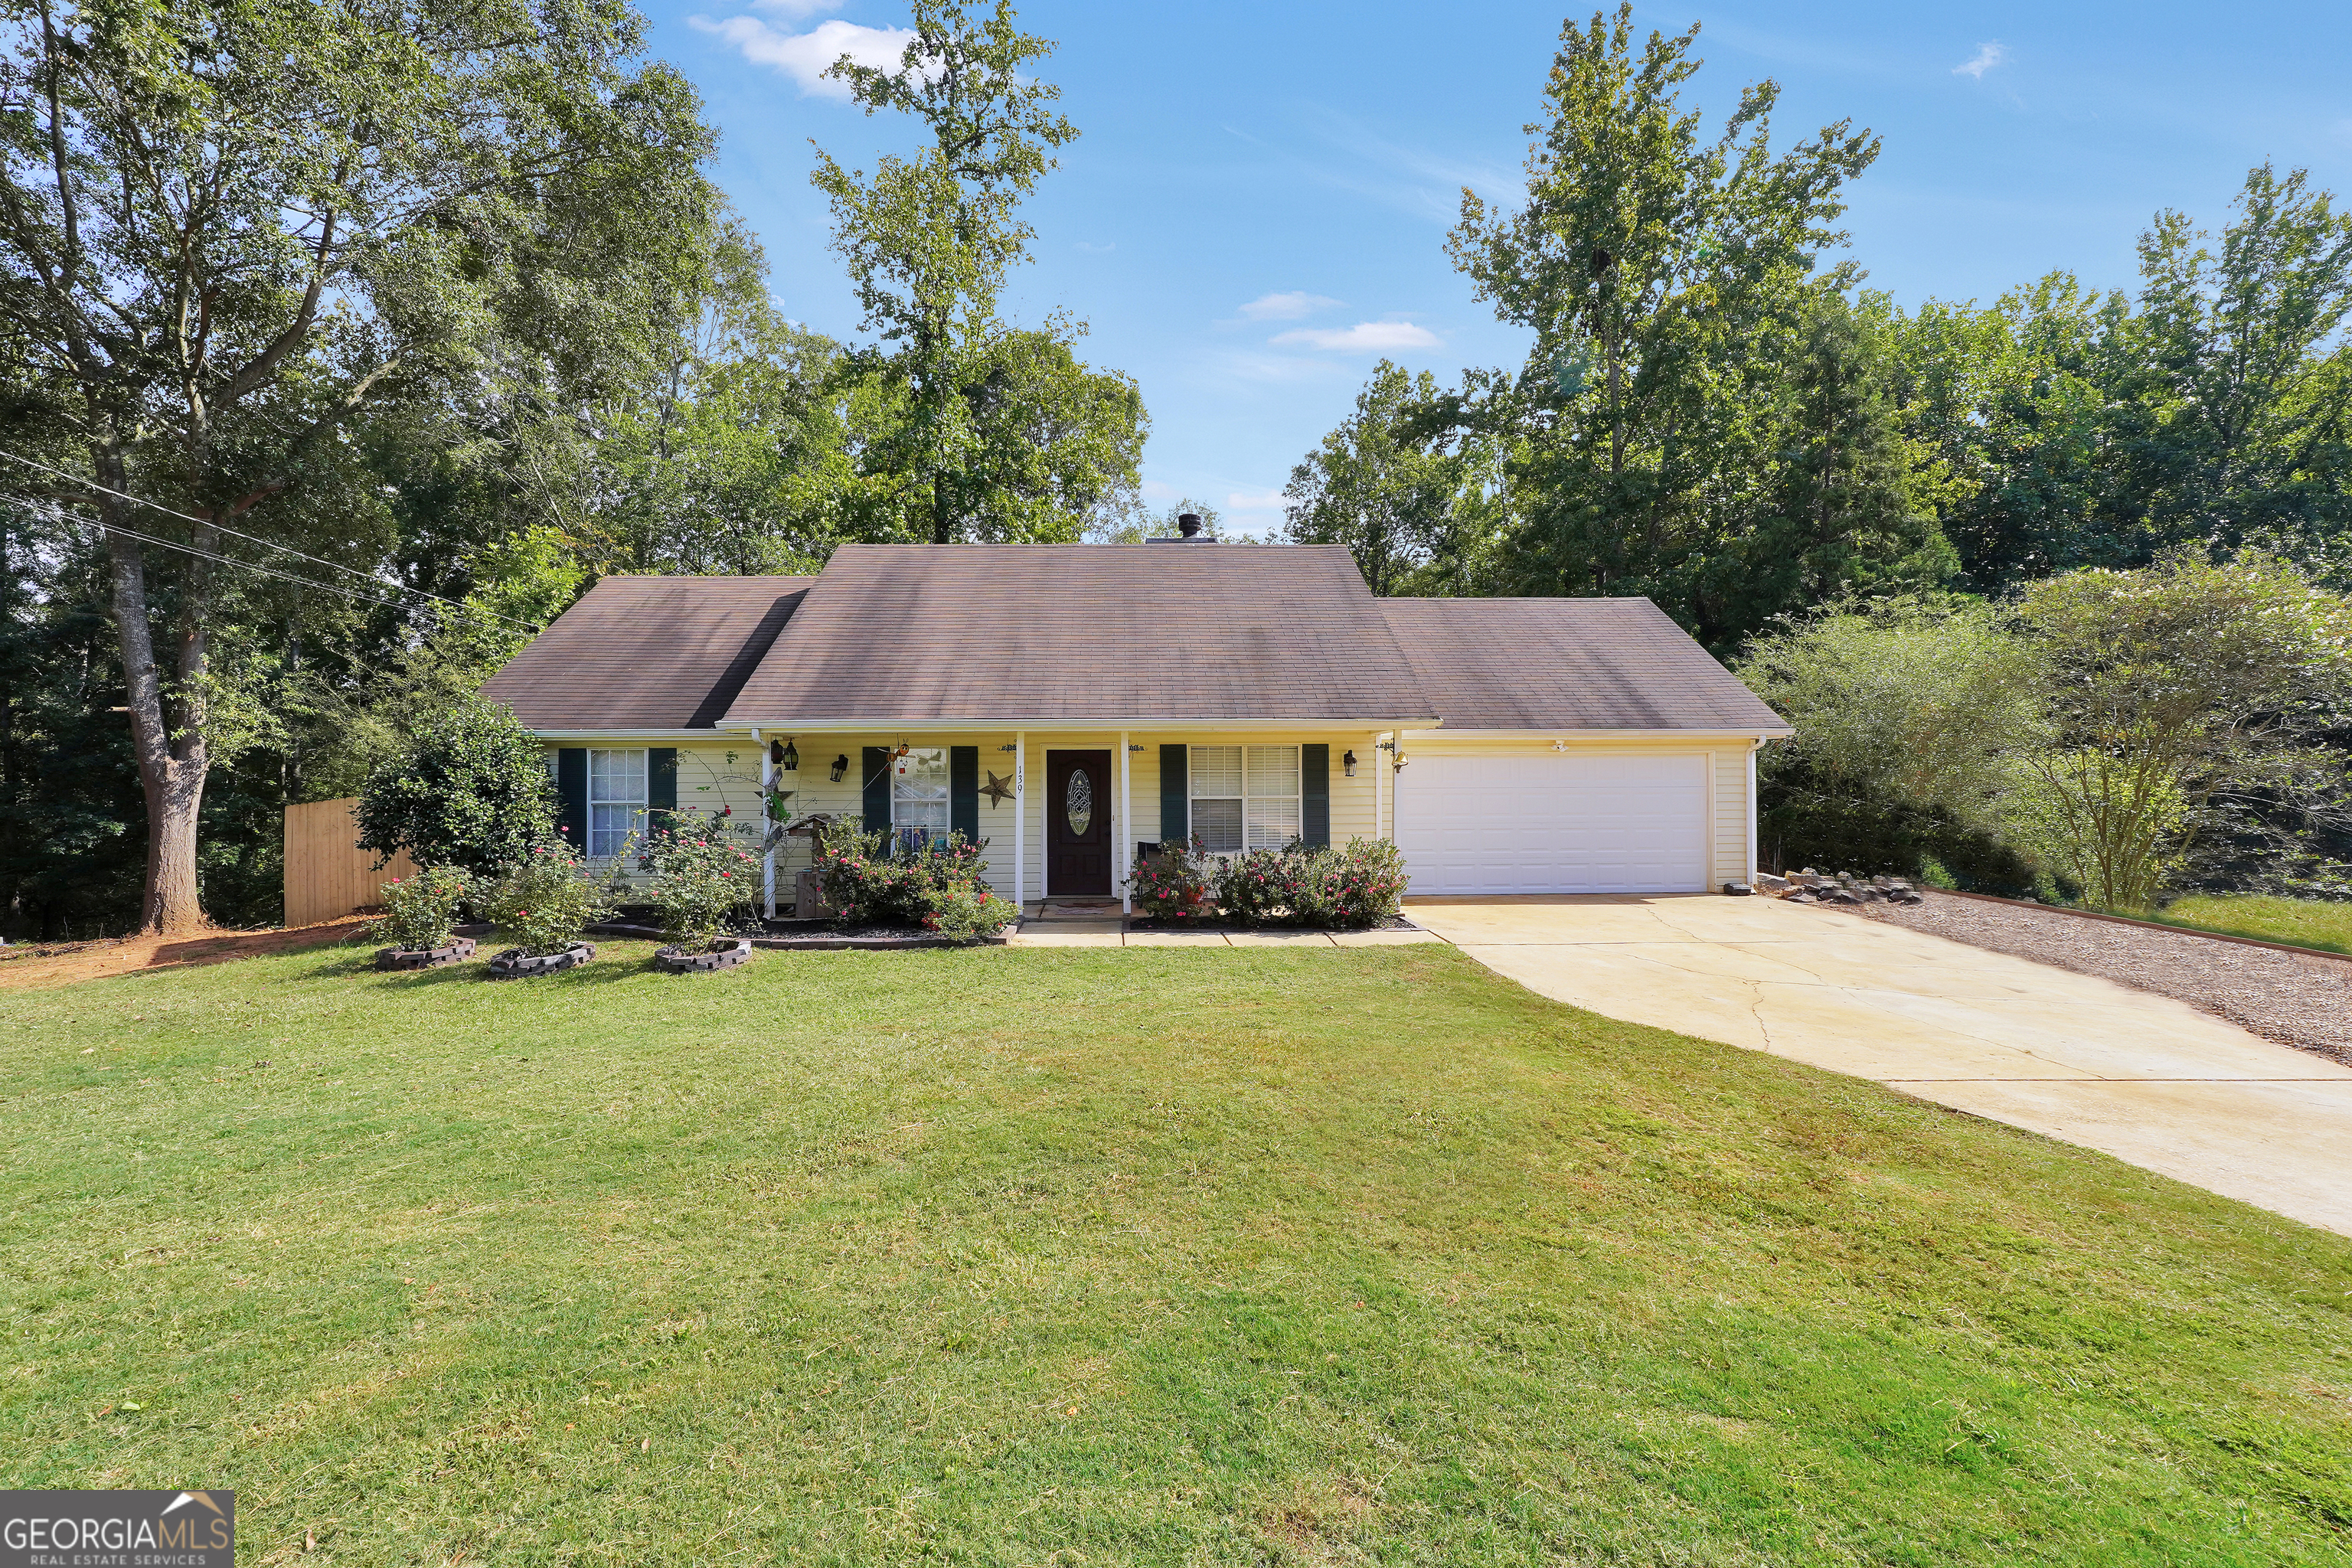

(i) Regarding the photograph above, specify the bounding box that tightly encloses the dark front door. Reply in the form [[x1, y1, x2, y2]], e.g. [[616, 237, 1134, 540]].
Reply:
[[1047, 750, 1112, 895]]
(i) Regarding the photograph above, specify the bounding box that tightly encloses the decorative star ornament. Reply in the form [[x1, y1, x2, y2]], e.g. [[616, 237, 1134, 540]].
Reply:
[[981, 770, 1017, 807]]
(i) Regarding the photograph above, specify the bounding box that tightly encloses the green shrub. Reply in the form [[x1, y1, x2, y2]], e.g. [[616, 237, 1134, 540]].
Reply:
[[1321, 837, 1409, 928], [371, 866, 472, 952], [812, 822, 995, 928], [920, 883, 1019, 943], [1214, 839, 1407, 929], [640, 818, 762, 946], [477, 838, 616, 956], [356, 699, 556, 877], [1126, 838, 1217, 923]]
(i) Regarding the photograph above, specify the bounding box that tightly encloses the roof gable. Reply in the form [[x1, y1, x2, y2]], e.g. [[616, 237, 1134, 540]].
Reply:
[[719, 544, 1436, 726], [481, 575, 810, 731]]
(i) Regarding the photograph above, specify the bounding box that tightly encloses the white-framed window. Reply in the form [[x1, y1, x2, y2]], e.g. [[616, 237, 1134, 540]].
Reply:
[[1189, 744, 1300, 854], [892, 746, 950, 846], [588, 748, 647, 859]]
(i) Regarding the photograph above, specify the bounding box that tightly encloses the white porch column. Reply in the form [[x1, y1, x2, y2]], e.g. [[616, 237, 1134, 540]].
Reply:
[[757, 730, 776, 918], [1119, 730, 1132, 914], [1373, 731, 1384, 840], [1014, 731, 1027, 911]]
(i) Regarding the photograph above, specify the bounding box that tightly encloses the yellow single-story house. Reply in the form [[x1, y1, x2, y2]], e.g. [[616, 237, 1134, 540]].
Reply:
[[480, 540, 1789, 913]]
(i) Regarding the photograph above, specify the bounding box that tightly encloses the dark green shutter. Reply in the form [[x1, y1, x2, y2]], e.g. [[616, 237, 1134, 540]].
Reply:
[[1302, 743, 1331, 848], [648, 747, 678, 831], [1159, 744, 1187, 846], [950, 746, 979, 843], [863, 746, 890, 836], [557, 747, 587, 850]]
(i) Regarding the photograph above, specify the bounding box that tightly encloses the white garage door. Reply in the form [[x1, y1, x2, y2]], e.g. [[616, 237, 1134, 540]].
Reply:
[[1395, 753, 1708, 895]]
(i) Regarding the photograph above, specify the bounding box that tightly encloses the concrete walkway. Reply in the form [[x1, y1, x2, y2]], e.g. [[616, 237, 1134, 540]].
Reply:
[[1405, 894, 2352, 1238]]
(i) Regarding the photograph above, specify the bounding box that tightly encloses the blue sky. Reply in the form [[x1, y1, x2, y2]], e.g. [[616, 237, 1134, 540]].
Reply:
[[640, 0, 2352, 535]]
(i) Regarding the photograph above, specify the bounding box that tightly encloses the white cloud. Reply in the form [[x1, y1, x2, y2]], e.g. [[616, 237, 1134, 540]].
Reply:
[[1238, 291, 1341, 322], [1269, 320, 1442, 353], [1953, 41, 2009, 80], [688, 15, 915, 97], [1225, 489, 1289, 512], [1075, 240, 1116, 253]]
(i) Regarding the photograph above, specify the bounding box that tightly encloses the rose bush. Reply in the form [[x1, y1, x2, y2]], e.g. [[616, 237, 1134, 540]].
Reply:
[[477, 838, 618, 956], [920, 883, 1020, 943], [1126, 838, 1217, 923], [1214, 838, 1407, 929], [640, 818, 762, 947], [371, 865, 472, 952], [812, 822, 1011, 939]]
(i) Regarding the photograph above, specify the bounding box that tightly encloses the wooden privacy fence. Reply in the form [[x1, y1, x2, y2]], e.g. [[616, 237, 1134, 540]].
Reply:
[[283, 798, 414, 927]]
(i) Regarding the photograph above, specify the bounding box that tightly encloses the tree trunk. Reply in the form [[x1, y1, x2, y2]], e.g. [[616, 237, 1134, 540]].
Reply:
[[102, 496, 211, 936]]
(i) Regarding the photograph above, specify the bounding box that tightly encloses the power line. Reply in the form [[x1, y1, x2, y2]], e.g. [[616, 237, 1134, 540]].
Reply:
[[5, 493, 510, 626], [0, 449, 538, 629]]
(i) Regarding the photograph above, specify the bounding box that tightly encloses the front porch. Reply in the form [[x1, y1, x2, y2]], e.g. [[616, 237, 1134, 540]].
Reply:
[[740, 727, 1396, 918]]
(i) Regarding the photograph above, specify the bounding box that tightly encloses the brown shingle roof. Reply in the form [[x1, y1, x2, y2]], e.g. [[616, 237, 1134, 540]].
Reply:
[[720, 544, 1436, 726], [1379, 597, 1790, 733], [481, 575, 810, 730]]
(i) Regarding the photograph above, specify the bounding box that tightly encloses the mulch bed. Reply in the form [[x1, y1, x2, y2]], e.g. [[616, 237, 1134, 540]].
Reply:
[[1860, 890, 2352, 1066], [1123, 914, 1423, 933]]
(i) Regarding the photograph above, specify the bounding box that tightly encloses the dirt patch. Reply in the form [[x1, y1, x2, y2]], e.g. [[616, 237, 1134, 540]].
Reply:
[[0, 920, 372, 992], [1863, 890, 2352, 1066]]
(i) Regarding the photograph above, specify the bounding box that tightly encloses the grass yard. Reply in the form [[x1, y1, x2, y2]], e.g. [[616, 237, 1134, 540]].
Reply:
[[2155, 893, 2352, 956], [6, 939, 2352, 1565]]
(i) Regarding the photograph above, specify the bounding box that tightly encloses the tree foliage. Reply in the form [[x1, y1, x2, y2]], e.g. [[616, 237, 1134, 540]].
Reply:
[[354, 698, 557, 878], [1439, 5, 1938, 648], [1281, 360, 1504, 596], [2014, 553, 2352, 908], [809, 0, 1142, 544], [0, 0, 727, 931]]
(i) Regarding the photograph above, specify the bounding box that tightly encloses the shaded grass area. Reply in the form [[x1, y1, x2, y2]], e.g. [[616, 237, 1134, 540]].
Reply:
[[5, 940, 2352, 1564], [2155, 893, 2352, 956]]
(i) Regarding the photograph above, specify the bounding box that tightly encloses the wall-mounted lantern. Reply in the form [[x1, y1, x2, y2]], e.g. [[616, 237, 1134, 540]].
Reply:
[[829, 754, 849, 783], [1342, 750, 1357, 777], [772, 737, 800, 771]]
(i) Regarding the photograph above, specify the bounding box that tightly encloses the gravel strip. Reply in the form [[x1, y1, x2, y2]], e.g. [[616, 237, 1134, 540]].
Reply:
[[1858, 890, 2352, 1066]]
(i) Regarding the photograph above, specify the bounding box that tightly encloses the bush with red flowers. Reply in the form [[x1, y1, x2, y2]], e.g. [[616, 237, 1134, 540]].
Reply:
[[1126, 838, 1217, 923], [812, 822, 1011, 939], [479, 838, 616, 956], [641, 821, 763, 946], [1215, 838, 1407, 929]]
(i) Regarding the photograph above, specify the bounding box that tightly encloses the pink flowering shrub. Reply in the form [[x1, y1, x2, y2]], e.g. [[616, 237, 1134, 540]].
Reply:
[[371, 865, 472, 952], [641, 822, 763, 946], [813, 822, 1007, 939], [920, 883, 1020, 943], [1215, 838, 1406, 929], [479, 838, 616, 956], [1126, 838, 1217, 923]]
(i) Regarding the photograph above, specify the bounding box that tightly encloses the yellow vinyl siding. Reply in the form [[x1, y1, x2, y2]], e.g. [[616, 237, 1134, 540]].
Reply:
[[1712, 749, 1752, 888]]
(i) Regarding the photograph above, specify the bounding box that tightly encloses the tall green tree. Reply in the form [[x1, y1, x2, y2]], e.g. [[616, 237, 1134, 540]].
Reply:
[[1439, 5, 1939, 648], [0, 0, 724, 933], [1282, 360, 1500, 596], [810, 0, 1143, 544], [1879, 165, 2352, 593]]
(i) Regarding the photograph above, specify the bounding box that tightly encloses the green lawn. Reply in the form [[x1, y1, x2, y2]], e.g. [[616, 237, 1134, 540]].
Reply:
[[5, 940, 2352, 1565], [2154, 893, 2352, 956]]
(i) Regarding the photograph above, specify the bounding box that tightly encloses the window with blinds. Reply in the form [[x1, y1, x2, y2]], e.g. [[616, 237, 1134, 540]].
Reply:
[[587, 748, 647, 858], [1188, 745, 1301, 853]]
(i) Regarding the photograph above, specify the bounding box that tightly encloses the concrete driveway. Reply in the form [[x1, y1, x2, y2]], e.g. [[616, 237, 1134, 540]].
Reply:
[[1406, 894, 2352, 1238]]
